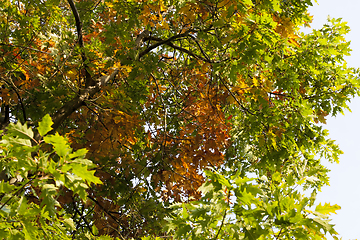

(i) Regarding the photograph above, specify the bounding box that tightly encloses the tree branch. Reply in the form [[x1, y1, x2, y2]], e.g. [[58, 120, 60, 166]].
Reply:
[[218, 76, 256, 116], [214, 191, 230, 239], [140, 36, 211, 63], [87, 195, 126, 239], [0, 178, 34, 211], [10, 83, 27, 123], [165, 41, 212, 63], [34, 69, 119, 141], [1, 78, 27, 124], [71, 196, 94, 237], [67, 0, 84, 48], [138, 26, 219, 63], [187, 34, 211, 62], [0, 43, 51, 54], [67, 0, 93, 87], [51, 70, 119, 132], [138, 33, 190, 60]]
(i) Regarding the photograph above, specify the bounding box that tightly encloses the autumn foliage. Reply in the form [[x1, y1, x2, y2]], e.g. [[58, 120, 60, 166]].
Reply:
[[0, 0, 359, 239]]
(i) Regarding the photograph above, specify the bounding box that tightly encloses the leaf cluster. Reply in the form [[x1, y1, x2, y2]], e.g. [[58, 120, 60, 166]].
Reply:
[[0, 115, 101, 239]]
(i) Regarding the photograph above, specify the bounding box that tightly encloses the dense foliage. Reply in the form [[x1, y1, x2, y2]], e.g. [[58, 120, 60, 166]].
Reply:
[[0, 0, 359, 239]]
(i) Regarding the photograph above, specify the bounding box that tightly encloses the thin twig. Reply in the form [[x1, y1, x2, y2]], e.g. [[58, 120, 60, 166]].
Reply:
[[71, 196, 94, 237], [275, 227, 284, 239], [0, 178, 34, 211], [0, 43, 51, 54], [87, 195, 126, 240], [218, 76, 256, 116], [214, 191, 230, 239], [2, 78, 27, 123], [138, 32, 191, 60], [187, 34, 211, 62]]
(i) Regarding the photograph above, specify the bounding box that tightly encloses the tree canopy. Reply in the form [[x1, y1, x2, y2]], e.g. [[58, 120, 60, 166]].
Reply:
[[0, 0, 359, 239]]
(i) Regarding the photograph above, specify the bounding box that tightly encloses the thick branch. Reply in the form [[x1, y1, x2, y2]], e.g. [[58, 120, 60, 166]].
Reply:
[[67, 0, 84, 48], [36, 0, 120, 142], [1, 78, 26, 124], [34, 69, 119, 141], [52, 70, 118, 131], [11, 83, 27, 123], [67, 0, 93, 87]]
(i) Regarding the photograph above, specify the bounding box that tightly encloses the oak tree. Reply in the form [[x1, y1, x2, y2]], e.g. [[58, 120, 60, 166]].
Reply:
[[0, 0, 358, 239]]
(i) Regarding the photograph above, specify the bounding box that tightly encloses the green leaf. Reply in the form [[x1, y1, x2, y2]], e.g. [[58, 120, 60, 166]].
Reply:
[[236, 188, 255, 206], [0, 181, 17, 193], [43, 133, 72, 157], [68, 148, 88, 159], [40, 184, 59, 216], [38, 114, 53, 136], [198, 181, 214, 195], [181, 203, 189, 219], [313, 217, 333, 232], [315, 202, 341, 215], [23, 219, 38, 240], [71, 164, 102, 185], [234, 176, 254, 186], [71, 158, 95, 166], [99, 236, 115, 240], [17, 196, 28, 215], [63, 217, 76, 231], [272, 172, 282, 182], [6, 122, 34, 140]]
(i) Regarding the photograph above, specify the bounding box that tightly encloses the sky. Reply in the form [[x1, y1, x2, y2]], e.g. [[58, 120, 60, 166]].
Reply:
[[304, 1, 360, 239]]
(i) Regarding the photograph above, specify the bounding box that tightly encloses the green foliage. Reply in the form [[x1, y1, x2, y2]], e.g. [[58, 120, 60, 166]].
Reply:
[[0, 116, 101, 239], [0, 0, 359, 238], [38, 114, 53, 136], [165, 170, 340, 239], [162, 5, 357, 239]]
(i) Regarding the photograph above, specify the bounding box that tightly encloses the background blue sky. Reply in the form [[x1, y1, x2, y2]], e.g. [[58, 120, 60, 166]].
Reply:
[[305, 1, 360, 239]]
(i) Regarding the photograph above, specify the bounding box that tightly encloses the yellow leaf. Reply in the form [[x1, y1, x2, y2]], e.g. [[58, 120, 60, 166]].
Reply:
[[105, 1, 113, 8], [218, 0, 228, 8], [161, 20, 169, 30], [226, 95, 236, 104], [159, 0, 166, 11], [65, 69, 78, 79], [272, 172, 281, 182], [289, 37, 300, 48], [253, 77, 259, 87]]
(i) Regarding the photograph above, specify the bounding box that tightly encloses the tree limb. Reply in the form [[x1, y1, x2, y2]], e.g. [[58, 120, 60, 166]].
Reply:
[[34, 69, 119, 141], [67, 0, 93, 87], [187, 34, 211, 62], [51, 70, 119, 132], [138, 32, 211, 61], [67, 0, 84, 48]]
